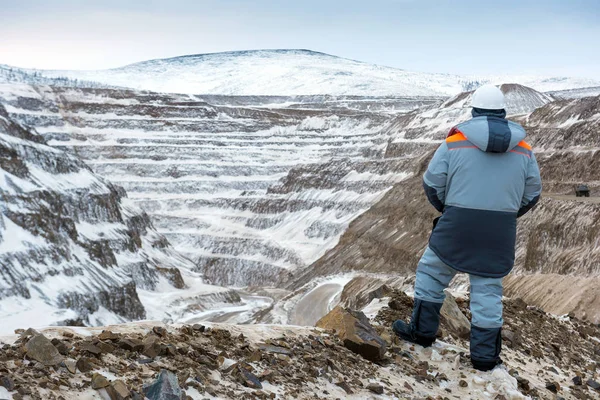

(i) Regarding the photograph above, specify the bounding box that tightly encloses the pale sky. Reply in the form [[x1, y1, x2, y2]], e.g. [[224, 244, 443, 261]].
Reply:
[[1, 0, 599, 79]]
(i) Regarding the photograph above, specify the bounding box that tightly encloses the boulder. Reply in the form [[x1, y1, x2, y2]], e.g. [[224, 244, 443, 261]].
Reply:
[[119, 338, 144, 352], [97, 341, 116, 354], [0, 376, 15, 391], [76, 357, 94, 373], [234, 366, 262, 389], [545, 382, 560, 393], [80, 343, 103, 356], [25, 333, 64, 366], [152, 327, 167, 337], [142, 336, 163, 359], [51, 338, 71, 355], [339, 277, 392, 310], [258, 344, 292, 355], [440, 290, 470, 339], [106, 380, 131, 400], [98, 330, 120, 341], [63, 360, 77, 374], [316, 306, 387, 362], [142, 369, 182, 400], [367, 382, 384, 394], [92, 373, 110, 390], [501, 330, 522, 348], [335, 380, 353, 394], [20, 328, 40, 338], [197, 355, 218, 369], [587, 379, 600, 391]]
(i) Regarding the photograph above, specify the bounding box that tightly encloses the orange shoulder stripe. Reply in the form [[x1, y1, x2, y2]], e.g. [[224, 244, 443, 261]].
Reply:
[[517, 140, 532, 150], [446, 131, 468, 143]]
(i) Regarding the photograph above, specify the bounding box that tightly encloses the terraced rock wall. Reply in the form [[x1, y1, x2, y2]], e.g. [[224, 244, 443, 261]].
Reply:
[[0, 103, 201, 330], [0, 84, 434, 288]]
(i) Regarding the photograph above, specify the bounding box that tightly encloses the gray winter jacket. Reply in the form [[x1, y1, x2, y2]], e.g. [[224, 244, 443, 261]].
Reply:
[[423, 109, 542, 278]]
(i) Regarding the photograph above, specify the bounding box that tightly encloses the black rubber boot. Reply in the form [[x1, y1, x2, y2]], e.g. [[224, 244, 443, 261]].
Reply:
[[470, 325, 503, 371], [392, 299, 442, 347], [472, 358, 503, 372]]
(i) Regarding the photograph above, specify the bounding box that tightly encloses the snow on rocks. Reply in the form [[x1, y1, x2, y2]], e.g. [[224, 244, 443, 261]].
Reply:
[[0, 83, 415, 289], [0, 322, 388, 399], [375, 289, 600, 399], [0, 102, 232, 334]]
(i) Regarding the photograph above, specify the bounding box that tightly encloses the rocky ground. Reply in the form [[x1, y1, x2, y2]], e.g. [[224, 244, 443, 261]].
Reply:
[[1, 292, 599, 400], [374, 291, 600, 400]]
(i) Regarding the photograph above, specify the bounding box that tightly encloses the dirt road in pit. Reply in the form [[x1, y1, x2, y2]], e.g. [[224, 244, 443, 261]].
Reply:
[[545, 193, 600, 203], [290, 283, 344, 326], [183, 293, 273, 324]]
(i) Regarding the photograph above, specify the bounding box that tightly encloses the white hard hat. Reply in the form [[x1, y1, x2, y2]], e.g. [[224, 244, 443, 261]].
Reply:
[[471, 84, 506, 110]]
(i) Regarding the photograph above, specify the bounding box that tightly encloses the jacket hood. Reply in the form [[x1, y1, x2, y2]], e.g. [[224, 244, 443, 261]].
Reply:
[[455, 109, 526, 153]]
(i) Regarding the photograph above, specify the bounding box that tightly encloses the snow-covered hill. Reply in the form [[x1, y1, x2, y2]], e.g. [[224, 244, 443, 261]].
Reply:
[[22, 50, 465, 96], [8, 49, 600, 96], [476, 74, 600, 94], [0, 64, 118, 89], [549, 85, 600, 99], [442, 83, 553, 118]]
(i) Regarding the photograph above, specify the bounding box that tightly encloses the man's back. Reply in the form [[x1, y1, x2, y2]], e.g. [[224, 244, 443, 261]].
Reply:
[[445, 117, 532, 213], [423, 102, 542, 278]]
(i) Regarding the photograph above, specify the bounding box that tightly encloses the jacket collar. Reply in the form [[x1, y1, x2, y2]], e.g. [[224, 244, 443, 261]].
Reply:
[[472, 107, 507, 119]]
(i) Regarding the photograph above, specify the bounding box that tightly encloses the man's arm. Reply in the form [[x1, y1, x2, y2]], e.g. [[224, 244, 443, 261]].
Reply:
[[423, 143, 449, 212], [518, 152, 542, 217]]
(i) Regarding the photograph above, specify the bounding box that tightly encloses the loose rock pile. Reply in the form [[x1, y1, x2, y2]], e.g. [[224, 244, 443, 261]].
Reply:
[[0, 323, 397, 399], [1, 291, 599, 399]]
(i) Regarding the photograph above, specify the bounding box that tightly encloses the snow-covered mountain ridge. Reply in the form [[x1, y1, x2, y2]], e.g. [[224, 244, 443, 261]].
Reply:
[[3, 49, 599, 96]]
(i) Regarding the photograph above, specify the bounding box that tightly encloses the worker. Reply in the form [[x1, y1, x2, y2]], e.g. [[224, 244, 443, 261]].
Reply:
[[392, 84, 542, 371]]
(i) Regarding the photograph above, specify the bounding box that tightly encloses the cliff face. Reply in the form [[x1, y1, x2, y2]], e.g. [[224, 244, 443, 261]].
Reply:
[[0, 103, 202, 330], [521, 95, 600, 193], [290, 92, 600, 323], [504, 95, 600, 319]]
